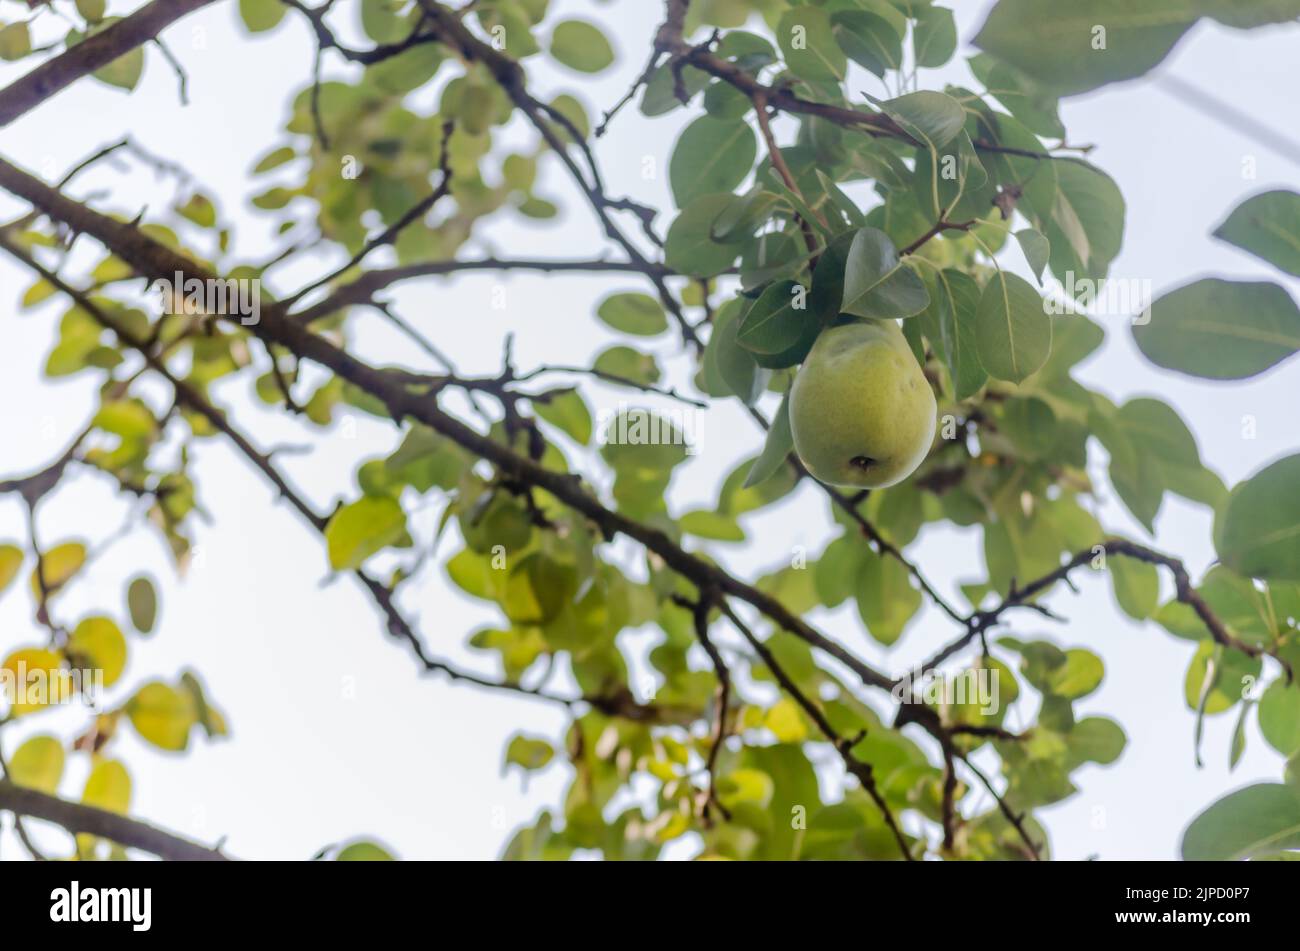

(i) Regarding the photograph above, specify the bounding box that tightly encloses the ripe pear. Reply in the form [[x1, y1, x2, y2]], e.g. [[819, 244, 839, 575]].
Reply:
[[789, 320, 936, 488]]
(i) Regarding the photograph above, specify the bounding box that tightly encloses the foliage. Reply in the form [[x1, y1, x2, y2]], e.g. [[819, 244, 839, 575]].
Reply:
[[0, 0, 1296, 862]]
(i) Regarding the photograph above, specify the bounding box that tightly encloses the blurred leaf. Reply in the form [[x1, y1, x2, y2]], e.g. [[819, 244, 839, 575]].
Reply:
[[67, 616, 127, 687], [1182, 783, 1300, 860], [336, 840, 396, 860], [127, 576, 158, 634], [325, 496, 409, 571], [506, 735, 555, 771], [83, 759, 131, 814], [549, 20, 614, 73], [9, 735, 64, 794], [1135, 279, 1300, 380], [596, 293, 668, 337], [1216, 454, 1300, 581], [1213, 189, 1300, 277], [127, 681, 196, 752], [30, 540, 87, 599], [669, 117, 757, 209], [778, 6, 845, 82], [239, 0, 287, 33]]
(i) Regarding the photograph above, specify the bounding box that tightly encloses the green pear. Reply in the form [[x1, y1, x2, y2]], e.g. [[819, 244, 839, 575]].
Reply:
[[789, 320, 936, 488]]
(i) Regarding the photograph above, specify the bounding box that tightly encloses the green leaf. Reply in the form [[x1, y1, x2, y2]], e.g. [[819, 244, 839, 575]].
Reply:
[[1184, 640, 1259, 715], [93, 45, 144, 91], [239, 0, 287, 32], [127, 575, 159, 634], [76, 0, 107, 23], [596, 292, 668, 336], [1110, 555, 1159, 620], [711, 187, 783, 244], [840, 227, 929, 319], [336, 840, 396, 861], [1067, 717, 1126, 766], [1259, 681, 1300, 757], [874, 90, 966, 149], [778, 6, 846, 82], [831, 10, 903, 77], [856, 550, 921, 646], [701, 300, 767, 404], [967, 53, 1065, 138], [1014, 229, 1050, 284], [1116, 397, 1201, 468], [974, 0, 1199, 96], [1048, 648, 1104, 699], [737, 281, 816, 354], [998, 396, 1056, 458], [1135, 278, 1300, 379], [532, 388, 592, 446], [703, 80, 751, 119], [0, 22, 31, 62], [360, 0, 408, 44], [549, 20, 615, 73], [910, 132, 991, 221], [743, 391, 794, 488], [366, 43, 444, 94], [920, 268, 986, 400], [1213, 189, 1300, 277], [1181, 783, 1300, 860], [669, 117, 757, 209], [641, 61, 709, 116], [665, 194, 744, 277], [679, 510, 745, 542], [1024, 159, 1124, 285], [975, 270, 1051, 382], [9, 735, 64, 793], [593, 345, 660, 386], [1216, 453, 1300, 581], [913, 5, 957, 68], [505, 735, 555, 771], [325, 496, 409, 571]]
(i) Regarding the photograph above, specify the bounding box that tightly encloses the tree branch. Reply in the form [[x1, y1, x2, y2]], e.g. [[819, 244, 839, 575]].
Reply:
[[0, 780, 231, 861], [0, 154, 896, 703], [719, 601, 914, 860], [0, 0, 218, 127], [0, 230, 675, 728]]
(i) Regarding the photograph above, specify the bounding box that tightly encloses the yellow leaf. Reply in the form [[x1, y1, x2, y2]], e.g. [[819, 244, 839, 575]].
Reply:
[[0, 543, 23, 596], [29, 541, 87, 599], [127, 681, 195, 751], [764, 697, 808, 743], [2, 648, 69, 715], [83, 758, 131, 813], [9, 735, 64, 793], [67, 616, 128, 686]]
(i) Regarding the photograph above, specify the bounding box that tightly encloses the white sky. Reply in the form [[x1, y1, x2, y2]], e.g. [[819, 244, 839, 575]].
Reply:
[[0, 1, 1296, 860]]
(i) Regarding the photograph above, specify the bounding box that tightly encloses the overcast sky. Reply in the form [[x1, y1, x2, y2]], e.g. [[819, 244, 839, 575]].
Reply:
[[0, 1, 1296, 860]]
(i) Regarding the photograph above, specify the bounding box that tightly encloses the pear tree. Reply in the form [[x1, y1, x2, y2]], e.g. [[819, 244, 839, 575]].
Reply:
[[0, 0, 1297, 862]]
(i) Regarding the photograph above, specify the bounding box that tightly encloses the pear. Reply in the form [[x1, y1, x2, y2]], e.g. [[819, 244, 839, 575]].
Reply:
[[789, 320, 936, 488]]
